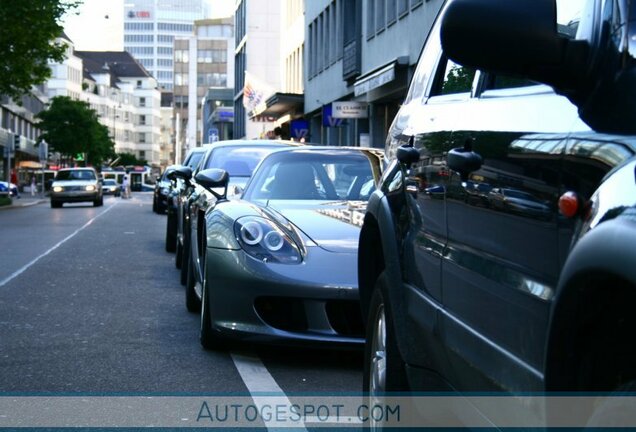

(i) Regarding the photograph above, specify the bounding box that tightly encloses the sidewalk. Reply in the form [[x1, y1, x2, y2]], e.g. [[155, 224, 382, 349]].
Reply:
[[0, 195, 47, 210]]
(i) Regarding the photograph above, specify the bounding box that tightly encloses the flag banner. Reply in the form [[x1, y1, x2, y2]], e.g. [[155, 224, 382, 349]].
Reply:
[[242, 71, 275, 112], [1, 394, 636, 428]]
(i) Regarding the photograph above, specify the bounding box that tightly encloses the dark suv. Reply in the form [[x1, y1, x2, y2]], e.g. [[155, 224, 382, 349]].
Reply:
[[358, 0, 636, 411]]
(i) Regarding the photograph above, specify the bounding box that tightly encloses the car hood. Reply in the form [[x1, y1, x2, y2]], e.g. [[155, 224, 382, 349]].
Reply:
[[263, 200, 367, 253]]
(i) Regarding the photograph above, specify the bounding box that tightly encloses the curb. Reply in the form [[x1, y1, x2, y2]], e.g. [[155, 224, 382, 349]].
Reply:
[[0, 199, 47, 211]]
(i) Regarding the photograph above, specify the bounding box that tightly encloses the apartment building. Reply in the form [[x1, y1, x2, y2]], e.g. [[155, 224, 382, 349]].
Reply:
[[173, 17, 234, 157], [304, 0, 442, 147], [123, 0, 209, 90]]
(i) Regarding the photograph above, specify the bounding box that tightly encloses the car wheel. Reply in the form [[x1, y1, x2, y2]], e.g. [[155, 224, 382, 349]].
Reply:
[[180, 230, 190, 286], [93, 198, 100, 207], [98, 196, 104, 206], [50, 200, 62, 208], [200, 250, 224, 350], [175, 236, 182, 269], [165, 211, 177, 253], [363, 275, 409, 394], [152, 196, 158, 213], [185, 253, 201, 313]]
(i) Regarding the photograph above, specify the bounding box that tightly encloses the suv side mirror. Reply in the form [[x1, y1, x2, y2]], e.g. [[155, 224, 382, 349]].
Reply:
[[440, 0, 588, 92], [397, 144, 420, 167], [447, 147, 482, 181]]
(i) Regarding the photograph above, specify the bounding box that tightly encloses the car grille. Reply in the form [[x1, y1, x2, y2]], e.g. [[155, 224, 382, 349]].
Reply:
[[254, 297, 364, 337], [59, 186, 85, 192]]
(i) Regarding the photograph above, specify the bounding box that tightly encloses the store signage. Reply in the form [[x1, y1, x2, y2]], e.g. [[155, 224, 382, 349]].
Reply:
[[290, 119, 309, 139], [127, 10, 151, 18], [332, 101, 368, 119], [322, 104, 344, 128]]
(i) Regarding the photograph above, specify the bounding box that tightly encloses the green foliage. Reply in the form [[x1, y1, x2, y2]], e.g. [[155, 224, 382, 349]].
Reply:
[[0, 0, 80, 100], [0, 195, 12, 207], [37, 96, 115, 166], [116, 152, 148, 167]]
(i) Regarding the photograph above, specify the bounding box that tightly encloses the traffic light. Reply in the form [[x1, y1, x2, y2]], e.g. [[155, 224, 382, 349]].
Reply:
[[12, 134, 19, 151]]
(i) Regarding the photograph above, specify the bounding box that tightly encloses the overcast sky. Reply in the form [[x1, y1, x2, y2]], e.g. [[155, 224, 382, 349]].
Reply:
[[62, 0, 235, 51]]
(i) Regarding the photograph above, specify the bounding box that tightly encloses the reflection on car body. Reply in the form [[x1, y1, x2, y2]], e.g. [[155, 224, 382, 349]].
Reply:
[[357, 0, 636, 426], [194, 147, 384, 349]]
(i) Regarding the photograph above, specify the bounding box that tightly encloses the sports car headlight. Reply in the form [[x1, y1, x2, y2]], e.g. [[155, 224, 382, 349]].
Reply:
[[234, 216, 302, 264], [85, 185, 96, 191]]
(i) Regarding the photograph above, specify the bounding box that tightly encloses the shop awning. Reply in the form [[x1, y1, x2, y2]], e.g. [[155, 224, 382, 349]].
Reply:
[[18, 161, 43, 169], [249, 93, 304, 118]]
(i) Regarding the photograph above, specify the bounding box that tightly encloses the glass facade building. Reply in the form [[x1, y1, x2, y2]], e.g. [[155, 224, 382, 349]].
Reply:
[[123, 0, 209, 90]]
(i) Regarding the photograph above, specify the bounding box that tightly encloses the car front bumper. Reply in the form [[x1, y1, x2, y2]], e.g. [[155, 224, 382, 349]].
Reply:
[[205, 246, 364, 346]]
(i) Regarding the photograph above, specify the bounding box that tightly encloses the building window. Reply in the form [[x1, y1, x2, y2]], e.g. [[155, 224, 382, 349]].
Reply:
[[139, 97, 146, 107], [175, 49, 189, 63], [139, 150, 145, 158], [139, 115, 146, 125], [367, 0, 375, 39], [175, 73, 189, 86], [157, 59, 173, 67], [139, 133, 146, 143], [398, 0, 408, 17], [136, 80, 142, 88], [158, 35, 174, 43], [376, 0, 386, 32], [158, 47, 173, 55], [387, 0, 397, 24]]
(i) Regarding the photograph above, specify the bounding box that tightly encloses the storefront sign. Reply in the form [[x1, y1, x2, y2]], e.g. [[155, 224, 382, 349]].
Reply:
[[332, 102, 368, 119]]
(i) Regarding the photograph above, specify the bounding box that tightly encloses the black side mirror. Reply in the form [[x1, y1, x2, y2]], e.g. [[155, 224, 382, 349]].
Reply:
[[447, 147, 482, 181], [397, 144, 420, 167], [168, 166, 192, 182], [195, 168, 229, 200]]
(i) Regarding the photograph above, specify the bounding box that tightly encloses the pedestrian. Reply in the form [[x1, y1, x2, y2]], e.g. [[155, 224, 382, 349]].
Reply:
[[10, 169, 20, 198], [121, 174, 130, 199], [30, 176, 36, 197]]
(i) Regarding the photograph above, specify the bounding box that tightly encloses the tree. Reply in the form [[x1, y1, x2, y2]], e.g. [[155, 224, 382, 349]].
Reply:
[[115, 152, 148, 167], [37, 96, 115, 166], [0, 0, 80, 101]]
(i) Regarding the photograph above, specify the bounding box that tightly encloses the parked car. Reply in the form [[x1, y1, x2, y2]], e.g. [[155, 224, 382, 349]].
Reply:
[[193, 146, 384, 349], [101, 179, 121, 197], [173, 140, 297, 306], [50, 168, 103, 208], [357, 0, 636, 424], [0, 181, 19, 197], [153, 165, 176, 213], [165, 147, 207, 253]]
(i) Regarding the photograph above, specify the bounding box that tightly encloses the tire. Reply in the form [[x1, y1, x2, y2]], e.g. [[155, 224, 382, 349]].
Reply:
[[152, 196, 158, 213], [185, 253, 201, 313], [200, 250, 224, 350], [98, 196, 104, 206], [50, 200, 62, 208], [93, 198, 100, 207], [363, 275, 409, 394], [165, 210, 177, 253], [175, 238, 183, 269], [180, 229, 190, 286]]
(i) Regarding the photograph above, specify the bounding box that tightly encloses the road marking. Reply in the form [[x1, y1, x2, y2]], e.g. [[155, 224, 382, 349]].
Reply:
[[231, 352, 308, 431], [0, 203, 118, 288]]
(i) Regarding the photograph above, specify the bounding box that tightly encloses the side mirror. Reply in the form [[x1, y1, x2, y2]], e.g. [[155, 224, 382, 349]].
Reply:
[[397, 144, 420, 167], [447, 147, 482, 181], [195, 168, 229, 200], [440, 0, 587, 91], [168, 166, 192, 182]]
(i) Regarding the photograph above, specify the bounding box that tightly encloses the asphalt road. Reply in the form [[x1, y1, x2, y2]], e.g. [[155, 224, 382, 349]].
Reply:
[[0, 193, 362, 397]]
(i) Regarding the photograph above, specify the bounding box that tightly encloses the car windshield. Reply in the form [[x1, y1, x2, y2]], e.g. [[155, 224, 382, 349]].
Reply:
[[186, 151, 205, 170], [103, 180, 117, 186], [204, 145, 281, 176], [245, 150, 376, 201], [55, 170, 96, 181]]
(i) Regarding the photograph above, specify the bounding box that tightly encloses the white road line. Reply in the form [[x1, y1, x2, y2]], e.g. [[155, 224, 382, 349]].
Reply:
[[0, 203, 118, 288], [231, 352, 308, 431]]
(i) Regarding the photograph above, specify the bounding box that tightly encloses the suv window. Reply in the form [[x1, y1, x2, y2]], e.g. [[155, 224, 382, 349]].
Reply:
[[435, 58, 476, 96], [56, 170, 96, 181]]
